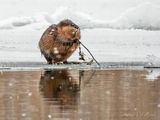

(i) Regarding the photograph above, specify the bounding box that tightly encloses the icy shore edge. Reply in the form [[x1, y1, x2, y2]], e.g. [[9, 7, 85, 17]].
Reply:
[[0, 61, 157, 71]]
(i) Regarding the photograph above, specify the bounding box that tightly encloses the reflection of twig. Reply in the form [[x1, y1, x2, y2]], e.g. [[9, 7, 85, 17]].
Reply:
[[79, 71, 84, 90], [135, 111, 152, 120], [79, 70, 96, 89]]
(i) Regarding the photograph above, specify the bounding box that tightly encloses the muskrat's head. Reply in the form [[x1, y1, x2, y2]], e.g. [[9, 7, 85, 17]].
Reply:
[[57, 19, 81, 41]]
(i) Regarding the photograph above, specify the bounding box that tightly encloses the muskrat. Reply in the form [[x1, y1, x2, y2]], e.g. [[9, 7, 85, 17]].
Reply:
[[39, 19, 81, 64]]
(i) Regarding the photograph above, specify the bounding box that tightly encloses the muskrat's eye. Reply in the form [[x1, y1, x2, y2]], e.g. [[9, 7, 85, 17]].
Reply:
[[71, 24, 74, 26]]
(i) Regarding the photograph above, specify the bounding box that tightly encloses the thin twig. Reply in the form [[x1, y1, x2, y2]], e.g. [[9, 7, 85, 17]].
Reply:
[[79, 41, 100, 66]]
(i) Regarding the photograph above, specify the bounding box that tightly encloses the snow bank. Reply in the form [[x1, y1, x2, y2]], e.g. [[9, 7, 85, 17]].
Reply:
[[48, 7, 103, 29], [0, 7, 102, 30], [0, 2, 160, 30], [0, 17, 35, 29], [111, 2, 160, 30]]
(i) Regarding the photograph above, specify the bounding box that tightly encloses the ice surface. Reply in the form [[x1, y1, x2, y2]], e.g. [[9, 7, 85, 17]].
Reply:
[[0, 28, 160, 64], [0, 2, 160, 30], [146, 55, 160, 66]]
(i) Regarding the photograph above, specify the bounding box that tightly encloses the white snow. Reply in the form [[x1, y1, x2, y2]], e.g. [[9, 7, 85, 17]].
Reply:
[[0, 28, 160, 63], [111, 2, 160, 30], [48, 114, 52, 119], [0, 16, 35, 29], [28, 92, 32, 96], [0, 2, 160, 64], [9, 96, 13, 99], [8, 83, 13, 87], [146, 55, 160, 66], [53, 48, 59, 54], [0, 3, 160, 30], [157, 104, 160, 108], [50, 77, 54, 80], [21, 113, 26, 117]]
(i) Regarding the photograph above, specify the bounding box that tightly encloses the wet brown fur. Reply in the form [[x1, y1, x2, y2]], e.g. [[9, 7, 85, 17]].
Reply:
[[39, 19, 81, 64]]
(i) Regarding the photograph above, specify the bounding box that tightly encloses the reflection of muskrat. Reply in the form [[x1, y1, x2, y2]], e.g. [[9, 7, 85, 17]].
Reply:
[[39, 69, 80, 106], [39, 19, 81, 64]]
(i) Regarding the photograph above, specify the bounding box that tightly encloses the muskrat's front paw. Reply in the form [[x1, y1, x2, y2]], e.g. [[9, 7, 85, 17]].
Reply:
[[63, 61, 81, 64]]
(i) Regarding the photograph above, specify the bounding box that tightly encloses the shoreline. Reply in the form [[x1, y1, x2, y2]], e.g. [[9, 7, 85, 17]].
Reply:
[[0, 61, 159, 71]]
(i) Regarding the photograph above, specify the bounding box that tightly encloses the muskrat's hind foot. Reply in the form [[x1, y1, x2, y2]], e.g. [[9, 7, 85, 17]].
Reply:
[[63, 61, 68, 64], [47, 61, 52, 64], [44, 56, 52, 64]]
